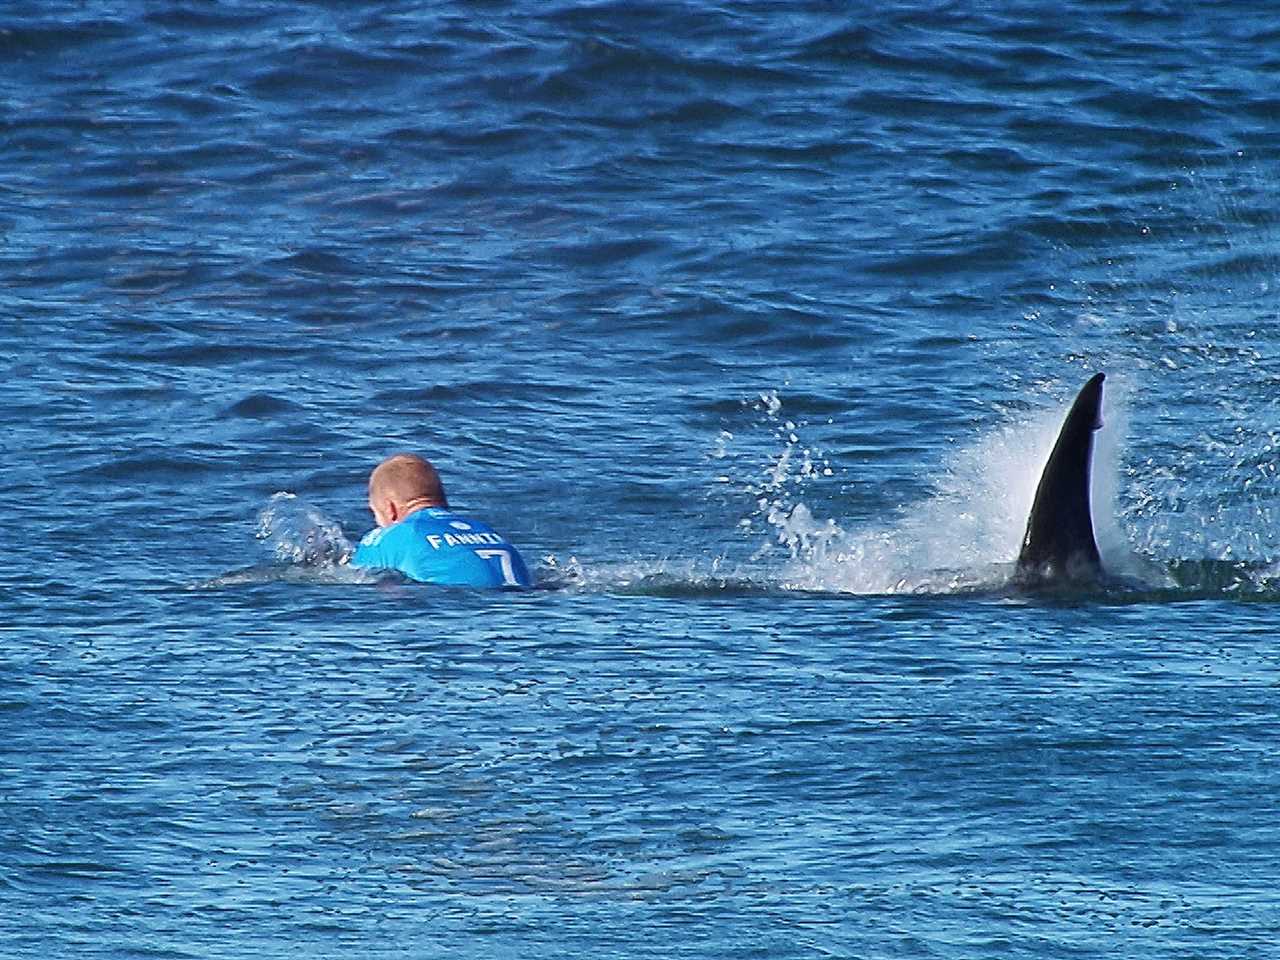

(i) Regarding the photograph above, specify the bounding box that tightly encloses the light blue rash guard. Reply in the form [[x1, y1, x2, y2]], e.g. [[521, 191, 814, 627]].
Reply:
[[351, 508, 532, 588]]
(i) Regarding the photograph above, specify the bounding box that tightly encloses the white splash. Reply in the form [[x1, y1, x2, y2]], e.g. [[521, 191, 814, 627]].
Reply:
[[256, 491, 355, 567], [759, 379, 1143, 594]]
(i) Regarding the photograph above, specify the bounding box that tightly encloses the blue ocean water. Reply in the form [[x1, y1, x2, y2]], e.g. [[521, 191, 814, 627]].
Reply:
[[3, 2, 1279, 957]]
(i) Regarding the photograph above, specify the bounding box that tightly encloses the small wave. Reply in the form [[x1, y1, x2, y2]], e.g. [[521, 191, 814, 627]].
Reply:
[[220, 392, 302, 420], [535, 555, 778, 597], [102, 341, 299, 368], [143, 6, 271, 31], [544, 235, 669, 268], [265, 248, 363, 277], [247, 44, 417, 99], [370, 380, 595, 416], [0, 19, 130, 58], [194, 563, 376, 589], [1079, 89, 1215, 125], [75, 453, 218, 482]]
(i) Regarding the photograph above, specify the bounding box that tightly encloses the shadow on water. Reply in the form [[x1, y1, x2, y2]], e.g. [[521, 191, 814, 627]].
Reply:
[[193, 553, 1280, 606], [481, 556, 1280, 605]]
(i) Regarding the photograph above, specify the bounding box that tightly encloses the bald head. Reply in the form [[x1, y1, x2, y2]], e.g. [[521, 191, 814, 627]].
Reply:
[[367, 453, 448, 527]]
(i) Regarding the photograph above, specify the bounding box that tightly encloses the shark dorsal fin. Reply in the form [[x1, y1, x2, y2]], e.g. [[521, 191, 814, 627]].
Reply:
[[1015, 373, 1105, 585]]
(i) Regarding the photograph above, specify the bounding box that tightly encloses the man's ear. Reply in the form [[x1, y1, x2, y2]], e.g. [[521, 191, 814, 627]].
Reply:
[[372, 496, 399, 527]]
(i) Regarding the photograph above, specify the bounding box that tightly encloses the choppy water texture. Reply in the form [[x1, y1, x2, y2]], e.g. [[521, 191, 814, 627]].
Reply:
[[3, 2, 1280, 958]]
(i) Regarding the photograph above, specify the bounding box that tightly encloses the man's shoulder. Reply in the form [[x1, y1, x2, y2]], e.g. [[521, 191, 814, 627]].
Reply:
[[355, 516, 420, 556], [410, 509, 498, 535]]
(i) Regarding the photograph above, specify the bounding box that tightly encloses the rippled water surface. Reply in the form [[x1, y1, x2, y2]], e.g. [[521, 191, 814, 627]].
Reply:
[[3, 2, 1279, 958]]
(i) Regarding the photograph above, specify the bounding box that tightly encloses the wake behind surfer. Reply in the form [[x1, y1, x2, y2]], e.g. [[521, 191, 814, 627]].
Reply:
[[349, 453, 532, 588]]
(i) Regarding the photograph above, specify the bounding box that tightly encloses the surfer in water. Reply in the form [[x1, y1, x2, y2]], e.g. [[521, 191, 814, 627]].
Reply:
[[350, 453, 532, 588]]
